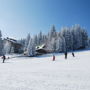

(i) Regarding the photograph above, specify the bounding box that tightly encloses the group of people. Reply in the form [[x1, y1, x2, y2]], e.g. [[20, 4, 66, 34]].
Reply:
[[1, 52, 75, 63], [64, 52, 75, 59], [52, 52, 75, 61], [1, 55, 10, 63]]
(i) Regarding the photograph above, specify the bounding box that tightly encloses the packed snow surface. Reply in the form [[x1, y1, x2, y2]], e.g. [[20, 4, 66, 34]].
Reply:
[[0, 51, 90, 90]]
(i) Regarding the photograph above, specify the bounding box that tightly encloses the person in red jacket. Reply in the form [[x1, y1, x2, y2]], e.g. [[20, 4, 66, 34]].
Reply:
[[52, 54, 55, 61]]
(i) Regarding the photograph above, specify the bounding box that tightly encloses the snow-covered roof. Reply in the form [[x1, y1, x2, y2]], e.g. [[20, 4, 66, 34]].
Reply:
[[4, 37, 21, 45], [36, 44, 46, 50]]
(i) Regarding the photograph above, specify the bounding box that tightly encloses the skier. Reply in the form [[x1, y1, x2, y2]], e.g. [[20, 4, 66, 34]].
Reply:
[[52, 54, 55, 61], [2, 55, 6, 63], [72, 52, 75, 57], [65, 52, 67, 59]]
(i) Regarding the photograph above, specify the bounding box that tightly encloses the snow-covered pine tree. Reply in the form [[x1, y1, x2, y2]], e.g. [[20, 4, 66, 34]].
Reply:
[[27, 38, 36, 56], [87, 38, 90, 48], [18, 38, 25, 46], [81, 28, 88, 48], [3, 41, 11, 54], [49, 25, 57, 40], [60, 27, 71, 51], [71, 25, 85, 50], [18, 38, 26, 53], [42, 35, 47, 44], [70, 25, 88, 50], [73, 25, 83, 49], [70, 30, 74, 51], [56, 35, 66, 52], [37, 31, 43, 45], [56, 37, 62, 52], [46, 25, 57, 52], [0, 30, 3, 55], [71, 26, 77, 50], [46, 37, 56, 52], [33, 35, 38, 46], [24, 33, 30, 51]]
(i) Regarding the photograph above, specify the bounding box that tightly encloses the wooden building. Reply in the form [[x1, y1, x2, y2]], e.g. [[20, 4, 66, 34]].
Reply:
[[4, 37, 22, 53]]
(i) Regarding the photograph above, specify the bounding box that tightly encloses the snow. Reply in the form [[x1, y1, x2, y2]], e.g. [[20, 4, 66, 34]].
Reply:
[[0, 51, 90, 90]]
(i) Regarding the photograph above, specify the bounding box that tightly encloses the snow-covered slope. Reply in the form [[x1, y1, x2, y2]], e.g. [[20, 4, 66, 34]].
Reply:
[[0, 51, 90, 90]]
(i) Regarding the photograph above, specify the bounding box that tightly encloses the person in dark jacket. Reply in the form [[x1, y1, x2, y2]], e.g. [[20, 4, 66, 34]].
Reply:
[[72, 52, 75, 57], [2, 55, 6, 63], [65, 52, 67, 59]]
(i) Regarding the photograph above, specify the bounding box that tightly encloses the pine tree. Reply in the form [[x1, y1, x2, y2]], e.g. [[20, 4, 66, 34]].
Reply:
[[37, 31, 43, 45], [49, 25, 57, 40], [3, 41, 11, 54], [18, 38, 26, 53], [60, 27, 71, 51], [81, 28, 88, 48], [27, 38, 36, 56], [24, 33, 30, 51], [0, 30, 3, 55]]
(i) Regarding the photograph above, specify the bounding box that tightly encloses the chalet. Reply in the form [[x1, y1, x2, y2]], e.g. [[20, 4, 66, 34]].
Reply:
[[36, 44, 49, 55], [4, 37, 22, 53]]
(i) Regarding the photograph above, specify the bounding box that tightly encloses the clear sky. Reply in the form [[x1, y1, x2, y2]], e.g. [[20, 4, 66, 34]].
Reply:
[[0, 0, 90, 39]]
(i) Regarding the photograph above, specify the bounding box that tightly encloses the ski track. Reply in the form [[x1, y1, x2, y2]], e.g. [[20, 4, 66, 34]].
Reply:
[[0, 51, 90, 90]]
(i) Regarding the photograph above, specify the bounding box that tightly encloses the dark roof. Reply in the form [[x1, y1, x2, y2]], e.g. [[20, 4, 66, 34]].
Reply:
[[4, 37, 22, 46]]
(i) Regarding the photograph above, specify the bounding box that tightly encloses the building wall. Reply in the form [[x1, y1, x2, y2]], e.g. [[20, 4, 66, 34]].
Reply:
[[3, 38, 22, 54]]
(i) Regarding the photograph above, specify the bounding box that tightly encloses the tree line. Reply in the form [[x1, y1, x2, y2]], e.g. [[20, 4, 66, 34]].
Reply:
[[21, 24, 89, 56], [0, 24, 90, 56]]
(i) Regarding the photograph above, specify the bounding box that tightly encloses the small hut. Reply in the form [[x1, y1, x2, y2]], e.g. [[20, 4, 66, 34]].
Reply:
[[36, 44, 47, 55]]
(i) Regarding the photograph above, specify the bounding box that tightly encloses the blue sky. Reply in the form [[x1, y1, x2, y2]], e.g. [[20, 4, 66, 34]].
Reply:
[[0, 0, 90, 39]]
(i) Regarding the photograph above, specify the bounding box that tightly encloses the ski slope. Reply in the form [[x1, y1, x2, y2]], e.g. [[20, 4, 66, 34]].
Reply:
[[0, 50, 90, 90]]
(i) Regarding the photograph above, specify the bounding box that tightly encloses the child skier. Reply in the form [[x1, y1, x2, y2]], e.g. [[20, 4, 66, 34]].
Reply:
[[52, 55, 55, 61]]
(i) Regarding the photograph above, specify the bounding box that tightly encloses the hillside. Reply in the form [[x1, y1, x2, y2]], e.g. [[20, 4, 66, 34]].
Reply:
[[0, 50, 90, 90]]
